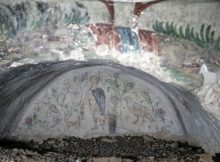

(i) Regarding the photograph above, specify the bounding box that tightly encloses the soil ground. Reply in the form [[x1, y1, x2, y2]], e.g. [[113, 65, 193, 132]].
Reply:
[[0, 136, 216, 162]]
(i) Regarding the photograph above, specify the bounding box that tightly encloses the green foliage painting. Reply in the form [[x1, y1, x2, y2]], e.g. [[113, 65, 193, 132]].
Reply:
[[0, 2, 90, 41], [153, 21, 220, 52]]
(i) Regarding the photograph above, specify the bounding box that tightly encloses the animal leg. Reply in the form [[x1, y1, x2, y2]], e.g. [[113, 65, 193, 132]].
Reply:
[[91, 117, 98, 130], [142, 117, 145, 124], [147, 115, 154, 123], [132, 115, 139, 124]]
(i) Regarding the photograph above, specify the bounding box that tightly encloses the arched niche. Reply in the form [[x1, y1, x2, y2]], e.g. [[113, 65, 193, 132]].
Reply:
[[0, 60, 219, 155]]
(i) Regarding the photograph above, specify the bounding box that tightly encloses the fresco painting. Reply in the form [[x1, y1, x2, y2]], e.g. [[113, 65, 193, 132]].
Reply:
[[0, 60, 219, 155], [0, 1, 158, 54], [0, 0, 219, 90], [0, 0, 220, 159], [14, 67, 173, 139], [88, 24, 157, 53]]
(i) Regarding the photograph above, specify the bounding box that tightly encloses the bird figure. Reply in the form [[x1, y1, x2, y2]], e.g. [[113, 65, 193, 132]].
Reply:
[[123, 96, 154, 124]]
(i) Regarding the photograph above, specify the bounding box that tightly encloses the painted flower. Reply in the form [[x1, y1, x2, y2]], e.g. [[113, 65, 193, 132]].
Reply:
[[123, 81, 135, 93], [81, 72, 88, 82], [25, 116, 33, 126], [155, 108, 166, 121], [110, 96, 120, 107], [25, 113, 37, 126]]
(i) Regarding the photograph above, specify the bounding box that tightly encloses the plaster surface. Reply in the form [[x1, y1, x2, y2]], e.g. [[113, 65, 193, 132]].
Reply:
[[0, 60, 220, 155], [0, 0, 220, 157], [1, 0, 219, 36]]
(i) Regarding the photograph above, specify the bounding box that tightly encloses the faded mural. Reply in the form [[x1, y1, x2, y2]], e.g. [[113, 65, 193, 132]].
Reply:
[[13, 66, 180, 139], [0, 61, 219, 155], [0, 0, 219, 91], [0, 0, 220, 155]]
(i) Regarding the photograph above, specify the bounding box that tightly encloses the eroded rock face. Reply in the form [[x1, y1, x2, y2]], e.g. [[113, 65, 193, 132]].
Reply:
[[0, 60, 220, 154]]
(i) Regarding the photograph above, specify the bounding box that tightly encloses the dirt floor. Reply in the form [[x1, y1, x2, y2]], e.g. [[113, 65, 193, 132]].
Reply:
[[0, 135, 217, 162]]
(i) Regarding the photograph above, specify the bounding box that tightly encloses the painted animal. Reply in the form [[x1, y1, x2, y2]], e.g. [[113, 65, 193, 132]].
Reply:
[[199, 64, 217, 86], [64, 116, 81, 131], [124, 96, 154, 124]]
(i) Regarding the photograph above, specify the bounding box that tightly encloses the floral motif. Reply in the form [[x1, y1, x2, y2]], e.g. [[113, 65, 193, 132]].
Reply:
[[24, 113, 37, 127], [155, 108, 166, 121], [110, 95, 120, 107]]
